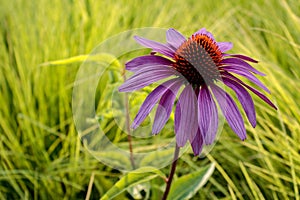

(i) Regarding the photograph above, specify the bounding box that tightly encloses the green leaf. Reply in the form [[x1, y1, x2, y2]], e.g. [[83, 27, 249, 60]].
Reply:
[[167, 163, 215, 200], [100, 167, 166, 200], [126, 182, 150, 199]]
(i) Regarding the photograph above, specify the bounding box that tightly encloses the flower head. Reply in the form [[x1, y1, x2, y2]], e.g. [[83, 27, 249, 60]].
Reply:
[[119, 28, 276, 155]]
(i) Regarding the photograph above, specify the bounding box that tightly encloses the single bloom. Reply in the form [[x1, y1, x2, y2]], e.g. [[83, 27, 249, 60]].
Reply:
[[119, 28, 277, 155]]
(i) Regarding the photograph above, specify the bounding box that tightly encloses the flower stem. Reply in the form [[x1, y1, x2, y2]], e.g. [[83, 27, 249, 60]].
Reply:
[[122, 69, 135, 169], [162, 144, 180, 200], [125, 91, 135, 168]]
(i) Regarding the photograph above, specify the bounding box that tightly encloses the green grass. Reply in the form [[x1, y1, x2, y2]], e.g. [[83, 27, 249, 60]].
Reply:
[[0, 0, 299, 199]]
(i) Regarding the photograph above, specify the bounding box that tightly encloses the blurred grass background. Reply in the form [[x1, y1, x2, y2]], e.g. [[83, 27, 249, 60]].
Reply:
[[0, 0, 299, 199]]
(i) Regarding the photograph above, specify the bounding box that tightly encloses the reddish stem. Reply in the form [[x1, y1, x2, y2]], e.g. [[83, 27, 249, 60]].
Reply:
[[162, 144, 180, 200]]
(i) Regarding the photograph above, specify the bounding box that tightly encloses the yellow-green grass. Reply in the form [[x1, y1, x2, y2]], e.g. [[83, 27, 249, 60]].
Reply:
[[0, 0, 299, 199]]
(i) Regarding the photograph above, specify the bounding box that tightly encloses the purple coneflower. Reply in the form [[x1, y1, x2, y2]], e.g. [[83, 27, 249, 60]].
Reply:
[[119, 28, 276, 156]]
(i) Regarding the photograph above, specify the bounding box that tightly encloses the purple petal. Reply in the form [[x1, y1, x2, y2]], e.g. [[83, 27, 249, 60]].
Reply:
[[119, 65, 176, 92], [175, 84, 198, 147], [222, 73, 277, 110], [190, 129, 203, 156], [217, 42, 233, 52], [211, 85, 246, 140], [223, 77, 256, 127], [166, 28, 186, 49], [220, 64, 265, 78], [174, 102, 181, 134], [166, 43, 177, 51], [126, 55, 173, 72], [221, 58, 265, 76], [229, 54, 258, 63], [198, 85, 218, 144], [152, 80, 182, 134], [221, 69, 270, 93], [243, 84, 277, 110], [193, 28, 215, 40], [134, 36, 175, 57], [132, 79, 181, 129]]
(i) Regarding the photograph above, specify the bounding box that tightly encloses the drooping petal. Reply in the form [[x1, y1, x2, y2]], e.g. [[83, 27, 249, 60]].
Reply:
[[132, 79, 180, 129], [152, 79, 182, 134], [221, 69, 270, 93], [174, 102, 181, 134], [220, 58, 265, 76], [198, 85, 218, 144], [119, 65, 176, 92], [166, 28, 186, 49], [193, 28, 215, 40], [134, 36, 175, 57], [220, 64, 264, 78], [126, 55, 174, 72], [175, 84, 198, 147], [217, 42, 233, 52], [223, 77, 256, 127], [222, 72, 277, 109], [211, 85, 246, 140], [229, 54, 258, 63], [190, 129, 203, 156], [243, 84, 277, 110]]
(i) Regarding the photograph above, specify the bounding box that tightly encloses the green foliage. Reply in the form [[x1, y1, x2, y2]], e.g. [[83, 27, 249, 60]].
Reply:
[[100, 167, 166, 200], [0, 0, 299, 199], [167, 163, 215, 200]]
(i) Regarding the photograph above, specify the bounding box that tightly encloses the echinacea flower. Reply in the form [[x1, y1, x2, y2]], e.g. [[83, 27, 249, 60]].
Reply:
[[119, 28, 276, 155]]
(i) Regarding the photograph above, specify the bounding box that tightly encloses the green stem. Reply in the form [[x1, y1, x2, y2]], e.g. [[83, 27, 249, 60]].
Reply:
[[123, 70, 135, 169], [162, 144, 180, 200]]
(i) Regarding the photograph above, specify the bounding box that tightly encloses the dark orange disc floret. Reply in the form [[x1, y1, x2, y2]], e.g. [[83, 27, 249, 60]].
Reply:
[[173, 34, 223, 86]]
